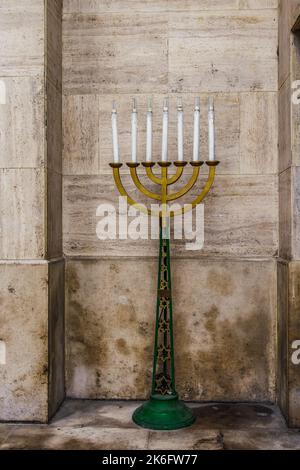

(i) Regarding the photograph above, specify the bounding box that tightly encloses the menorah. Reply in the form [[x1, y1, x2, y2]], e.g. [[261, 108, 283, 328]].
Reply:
[[109, 98, 219, 430]]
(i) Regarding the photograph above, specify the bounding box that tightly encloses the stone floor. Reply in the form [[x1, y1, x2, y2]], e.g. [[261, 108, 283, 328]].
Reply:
[[1, 400, 300, 450]]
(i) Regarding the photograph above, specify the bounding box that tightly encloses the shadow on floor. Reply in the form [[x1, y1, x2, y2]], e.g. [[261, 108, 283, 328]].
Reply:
[[1, 400, 300, 450]]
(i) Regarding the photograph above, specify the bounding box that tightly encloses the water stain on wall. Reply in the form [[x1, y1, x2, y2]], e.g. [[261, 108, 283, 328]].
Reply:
[[65, 259, 275, 401]]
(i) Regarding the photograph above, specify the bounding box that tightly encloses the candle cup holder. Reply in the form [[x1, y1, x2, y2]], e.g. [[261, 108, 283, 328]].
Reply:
[[110, 160, 219, 430]]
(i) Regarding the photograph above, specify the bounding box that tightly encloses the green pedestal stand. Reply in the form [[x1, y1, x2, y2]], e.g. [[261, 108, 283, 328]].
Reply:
[[133, 222, 195, 430], [133, 394, 195, 431]]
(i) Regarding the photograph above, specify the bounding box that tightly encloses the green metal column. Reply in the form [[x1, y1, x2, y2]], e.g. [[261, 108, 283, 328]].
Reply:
[[133, 220, 195, 430]]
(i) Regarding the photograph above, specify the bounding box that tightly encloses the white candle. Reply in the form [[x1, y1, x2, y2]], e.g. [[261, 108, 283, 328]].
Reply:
[[146, 97, 153, 162], [208, 97, 215, 161], [177, 98, 184, 162], [111, 101, 119, 163], [193, 97, 200, 162], [162, 98, 168, 162], [131, 98, 138, 163]]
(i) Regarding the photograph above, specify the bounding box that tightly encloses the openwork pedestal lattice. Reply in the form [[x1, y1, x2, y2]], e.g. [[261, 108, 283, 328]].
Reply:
[[110, 160, 219, 430]]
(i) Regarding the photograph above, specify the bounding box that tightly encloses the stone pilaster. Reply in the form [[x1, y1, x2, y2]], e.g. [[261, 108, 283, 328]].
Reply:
[[0, 1, 64, 422], [278, 0, 300, 427]]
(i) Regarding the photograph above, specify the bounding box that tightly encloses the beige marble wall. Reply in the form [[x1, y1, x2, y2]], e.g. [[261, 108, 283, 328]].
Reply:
[[63, 92, 278, 175], [63, 1, 278, 14], [0, 261, 65, 422], [46, 0, 65, 422], [278, 0, 300, 427], [48, 260, 65, 420], [46, 1, 63, 260], [66, 258, 276, 402], [0, 1, 64, 422], [0, 0, 288, 422], [63, 1, 279, 402], [63, 173, 278, 258], [0, 0, 44, 77], [0, 263, 48, 421], [277, 260, 300, 427]]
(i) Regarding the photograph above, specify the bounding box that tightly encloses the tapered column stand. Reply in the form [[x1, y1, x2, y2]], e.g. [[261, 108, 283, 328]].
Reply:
[[132, 218, 195, 430], [110, 161, 219, 430]]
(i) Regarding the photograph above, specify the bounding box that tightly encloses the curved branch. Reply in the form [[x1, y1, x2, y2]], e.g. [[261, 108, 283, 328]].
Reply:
[[111, 167, 161, 217], [167, 166, 200, 201], [167, 166, 184, 186], [145, 166, 163, 185], [169, 166, 217, 217], [129, 167, 161, 201]]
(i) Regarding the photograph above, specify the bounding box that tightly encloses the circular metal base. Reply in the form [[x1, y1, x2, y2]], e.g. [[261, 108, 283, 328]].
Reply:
[[132, 394, 196, 430]]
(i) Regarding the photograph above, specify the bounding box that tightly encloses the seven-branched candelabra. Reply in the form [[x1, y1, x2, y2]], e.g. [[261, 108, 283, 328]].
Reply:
[[110, 99, 219, 430]]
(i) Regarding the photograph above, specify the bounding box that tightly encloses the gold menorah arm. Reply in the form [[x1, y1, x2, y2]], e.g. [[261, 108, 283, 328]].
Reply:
[[141, 162, 185, 186], [110, 161, 219, 219], [170, 162, 219, 217], [167, 162, 203, 202], [167, 162, 187, 185], [127, 163, 161, 201], [109, 163, 152, 216], [142, 163, 164, 185]]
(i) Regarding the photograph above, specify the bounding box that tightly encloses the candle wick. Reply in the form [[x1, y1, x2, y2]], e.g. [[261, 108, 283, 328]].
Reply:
[[163, 97, 168, 111], [133, 98, 137, 112]]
